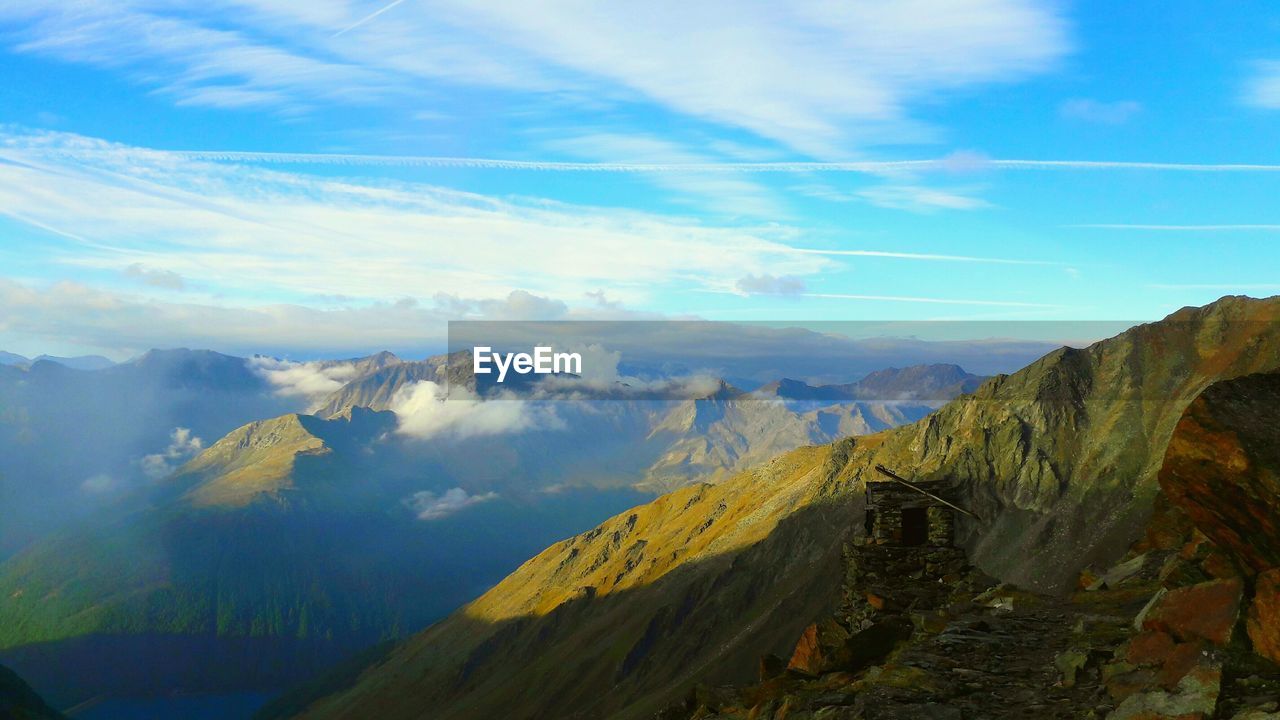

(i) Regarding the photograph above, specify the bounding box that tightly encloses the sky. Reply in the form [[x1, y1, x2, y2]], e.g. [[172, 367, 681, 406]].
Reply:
[[1, 0, 1280, 359]]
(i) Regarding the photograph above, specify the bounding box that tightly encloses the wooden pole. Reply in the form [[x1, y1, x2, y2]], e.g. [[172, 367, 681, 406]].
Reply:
[[873, 464, 980, 521]]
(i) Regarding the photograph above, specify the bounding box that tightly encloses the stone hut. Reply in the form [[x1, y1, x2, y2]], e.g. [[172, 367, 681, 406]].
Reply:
[[864, 475, 957, 547]]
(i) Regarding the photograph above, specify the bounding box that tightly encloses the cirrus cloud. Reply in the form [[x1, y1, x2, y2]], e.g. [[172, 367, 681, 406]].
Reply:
[[0, 1, 1070, 154], [0, 129, 830, 310]]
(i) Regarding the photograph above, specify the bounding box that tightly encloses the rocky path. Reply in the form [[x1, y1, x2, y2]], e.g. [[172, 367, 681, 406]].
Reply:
[[855, 590, 1132, 719]]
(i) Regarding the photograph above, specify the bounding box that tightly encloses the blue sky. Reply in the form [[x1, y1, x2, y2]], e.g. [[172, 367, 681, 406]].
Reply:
[[1, 0, 1279, 358]]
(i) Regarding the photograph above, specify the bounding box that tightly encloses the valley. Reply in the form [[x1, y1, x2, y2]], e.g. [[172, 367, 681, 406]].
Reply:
[[0, 342, 983, 714]]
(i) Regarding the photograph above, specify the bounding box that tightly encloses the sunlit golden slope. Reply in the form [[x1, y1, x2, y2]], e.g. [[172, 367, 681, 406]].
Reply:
[[291, 441, 862, 720], [289, 295, 1280, 720], [174, 413, 327, 507]]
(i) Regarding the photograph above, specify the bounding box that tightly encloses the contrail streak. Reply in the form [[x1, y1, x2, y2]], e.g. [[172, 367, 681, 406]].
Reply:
[[30, 147, 1280, 174], [1073, 224, 1280, 231], [333, 0, 410, 37], [803, 293, 1066, 308], [790, 248, 1057, 265], [1147, 283, 1280, 290]]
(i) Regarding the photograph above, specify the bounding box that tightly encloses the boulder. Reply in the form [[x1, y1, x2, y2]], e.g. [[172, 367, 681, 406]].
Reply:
[[787, 620, 851, 676], [1141, 578, 1243, 646], [1092, 554, 1148, 590]]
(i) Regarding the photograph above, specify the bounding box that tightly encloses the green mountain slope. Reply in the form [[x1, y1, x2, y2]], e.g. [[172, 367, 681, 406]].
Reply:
[[285, 295, 1280, 720], [0, 408, 646, 708]]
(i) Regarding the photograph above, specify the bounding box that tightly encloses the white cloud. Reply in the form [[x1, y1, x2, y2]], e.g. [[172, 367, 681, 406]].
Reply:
[[0, 129, 829, 307], [541, 132, 786, 218], [1059, 98, 1141, 125], [1, 1, 1069, 153], [249, 356, 360, 406], [140, 427, 205, 479], [0, 280, 658, 356], [431, 290, 569, 321], [4, 3, 394, 111], [419, 0, 1070, 154], [81, 473, 119, 494], [855, 185, 991, 213], [389, 380, 562, 439], [123, 263, 185, 290], [403, 487, 499, 520], [1244, 61, 1280, 109], [735, 274, 807, 296]]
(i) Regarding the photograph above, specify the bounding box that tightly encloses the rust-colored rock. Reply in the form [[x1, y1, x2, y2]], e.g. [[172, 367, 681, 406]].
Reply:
[[1142, 578, 1243, 646], [787, 623, 823, 675], [1158, 371, 1280, 575], [786, 620, 849, 676], [1247, 567, 1280, 664], [1125, 631, 1176, 666], [1200, 548, 1241, 581], [1156, 640, 1207, 689]]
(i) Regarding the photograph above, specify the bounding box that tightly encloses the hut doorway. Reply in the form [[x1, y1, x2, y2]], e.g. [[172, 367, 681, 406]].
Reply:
[[901, 507, 928, 546]]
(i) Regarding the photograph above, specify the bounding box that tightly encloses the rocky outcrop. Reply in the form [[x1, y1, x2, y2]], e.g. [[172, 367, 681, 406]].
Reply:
[[1159, 370, 1280, 665], [1140, 578, 1243, 646], [1159, 371, 1280, 574]]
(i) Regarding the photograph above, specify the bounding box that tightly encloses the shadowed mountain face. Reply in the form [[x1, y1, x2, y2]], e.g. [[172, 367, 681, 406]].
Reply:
[[283, 295, 1280, 720], [0, 663, 65, 720]]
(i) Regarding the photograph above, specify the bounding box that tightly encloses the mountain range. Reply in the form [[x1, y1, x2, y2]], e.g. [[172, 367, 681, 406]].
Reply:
[[0, 353, 116, 371], [0, 346, 980, 708], [275, 295, 1280, 720]]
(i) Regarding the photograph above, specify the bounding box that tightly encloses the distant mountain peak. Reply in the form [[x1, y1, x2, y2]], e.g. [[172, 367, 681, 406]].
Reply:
[[31, 354, 116, 370], [0, 350, 30, 367], [172, 413, 330, 507]]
